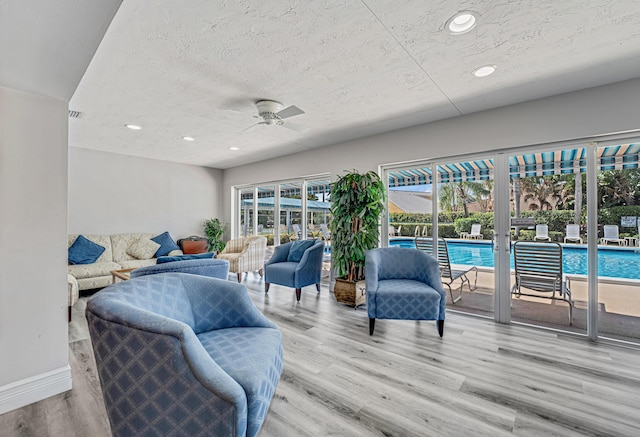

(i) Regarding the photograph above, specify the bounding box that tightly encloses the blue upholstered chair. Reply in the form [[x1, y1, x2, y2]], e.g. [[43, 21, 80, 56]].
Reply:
[[365, 248, 446, 337], [264, 240, 324, 301], [130, 257, 229, 279], [86, 273, 283, 437]]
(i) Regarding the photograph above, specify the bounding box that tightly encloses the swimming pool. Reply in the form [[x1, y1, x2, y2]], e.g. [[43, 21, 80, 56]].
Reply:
[[389, 238, 640, 280]]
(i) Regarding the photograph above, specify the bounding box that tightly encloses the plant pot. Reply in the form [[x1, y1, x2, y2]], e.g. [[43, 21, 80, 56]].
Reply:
[[334, 278, 366, 308]]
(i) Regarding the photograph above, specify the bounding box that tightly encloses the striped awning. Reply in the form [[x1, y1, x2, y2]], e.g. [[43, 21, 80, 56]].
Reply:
[[388, 144, 640, 187]]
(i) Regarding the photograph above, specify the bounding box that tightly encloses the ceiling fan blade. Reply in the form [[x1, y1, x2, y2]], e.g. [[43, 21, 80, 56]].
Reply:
[[276, 105, 305, 119], [282, 121, 310, 133], [241, 121, 266, 133]]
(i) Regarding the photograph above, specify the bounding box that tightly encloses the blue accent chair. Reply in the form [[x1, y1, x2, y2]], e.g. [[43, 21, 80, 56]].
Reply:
[[366, 248, 446, 337], [264, 240, 324, 301], [130, 257, 229, 279], [86, 273, 283, 437]]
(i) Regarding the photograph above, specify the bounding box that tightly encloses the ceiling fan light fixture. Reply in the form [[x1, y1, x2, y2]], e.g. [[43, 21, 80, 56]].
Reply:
[[472, 65, 496, 77], [446, 11, 478, 34], [124, 124, 141, 130]]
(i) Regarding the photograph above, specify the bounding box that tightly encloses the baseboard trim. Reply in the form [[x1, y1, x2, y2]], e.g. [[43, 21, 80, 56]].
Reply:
[[0, 365, 72, 415]]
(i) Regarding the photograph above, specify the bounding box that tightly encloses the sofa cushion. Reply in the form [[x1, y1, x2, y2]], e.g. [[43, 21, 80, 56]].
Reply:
[[69, 234, 113, 263], [157, 252, 214, 264], [68, 261, 121, 279], [118, 259, 156, 270], [126, 237, 161, 260], [287, 239, 315, 262], [68, 235, 106, 265], [152, 231, 180, 257], [111, 233, 155, 262]]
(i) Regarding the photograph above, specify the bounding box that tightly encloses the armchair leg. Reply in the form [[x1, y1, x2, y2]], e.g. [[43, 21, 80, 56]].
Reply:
[[68, 306, 72, 323], [265, 283, 270, 293], [437, 320, 444, 337], [295, 288, 301, 302], [316, 283, 320, 292], [258, 268, 264, 277], [369, 318, 375, 335], [237, 273, 242, 283]]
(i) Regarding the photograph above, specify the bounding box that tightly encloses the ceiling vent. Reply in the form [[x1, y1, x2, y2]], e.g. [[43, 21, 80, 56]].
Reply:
[[68, 110, 83, 119]]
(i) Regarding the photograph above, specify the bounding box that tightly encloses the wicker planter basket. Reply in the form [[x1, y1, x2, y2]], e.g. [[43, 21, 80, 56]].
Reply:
[[334, 279, 366, 308]]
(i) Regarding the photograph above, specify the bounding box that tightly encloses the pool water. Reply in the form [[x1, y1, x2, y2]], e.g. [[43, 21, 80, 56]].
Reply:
[[389, 239, 640, 280]]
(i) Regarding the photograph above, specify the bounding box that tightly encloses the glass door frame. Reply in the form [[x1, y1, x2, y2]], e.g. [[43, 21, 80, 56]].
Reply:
[[232, 173, 331, 244], [382, 132, 640, 344]]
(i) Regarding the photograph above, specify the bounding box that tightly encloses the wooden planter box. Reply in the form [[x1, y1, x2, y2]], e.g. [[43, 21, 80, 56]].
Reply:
[[334, 278, 366, 308]]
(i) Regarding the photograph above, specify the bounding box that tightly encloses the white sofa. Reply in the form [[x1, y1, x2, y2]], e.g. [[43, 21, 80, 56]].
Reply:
[[68, 233, 183, 291]]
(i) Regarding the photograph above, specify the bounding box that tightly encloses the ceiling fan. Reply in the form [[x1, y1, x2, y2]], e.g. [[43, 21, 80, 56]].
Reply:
[[243, 100, 309, 133]]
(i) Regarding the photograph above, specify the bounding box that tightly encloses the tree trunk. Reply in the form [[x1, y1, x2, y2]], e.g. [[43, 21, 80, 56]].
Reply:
[[513, 178, 521, 238], [574, 171, 582, 224]]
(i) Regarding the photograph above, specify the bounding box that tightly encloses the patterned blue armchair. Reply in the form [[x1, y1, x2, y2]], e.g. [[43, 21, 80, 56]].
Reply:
[[130, 258, 229, 279], [86, 273, 283, 437], [264, 240, 324, 301], [366, 248, 446, 337]]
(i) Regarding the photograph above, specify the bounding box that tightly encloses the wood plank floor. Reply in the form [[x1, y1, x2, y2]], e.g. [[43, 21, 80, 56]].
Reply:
[[2, 272, 640, 436]]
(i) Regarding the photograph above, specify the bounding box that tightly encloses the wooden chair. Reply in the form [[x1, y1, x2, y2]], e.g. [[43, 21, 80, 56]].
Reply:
[[415, 237, 478, 304], [511, 241, 573, 325]]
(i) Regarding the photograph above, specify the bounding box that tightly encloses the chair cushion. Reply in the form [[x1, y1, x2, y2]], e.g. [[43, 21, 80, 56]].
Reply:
[[265, 261, 298, 286], [157, 252, 214, 264], [197, 327, 283, 437], [68, 235, 106, 265], [287, 239, 315, 262], [151, 231, 180, 257], [372, 279, 442, 320]]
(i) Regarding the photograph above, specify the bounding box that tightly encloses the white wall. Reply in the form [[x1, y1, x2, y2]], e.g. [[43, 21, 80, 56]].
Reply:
[[0, 86, 71, 413], [68, 147, 224, 239], [222, 78, 640, 222]]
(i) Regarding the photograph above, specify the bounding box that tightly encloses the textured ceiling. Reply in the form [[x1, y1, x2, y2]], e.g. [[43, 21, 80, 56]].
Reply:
[[69, 0, 640, 169]]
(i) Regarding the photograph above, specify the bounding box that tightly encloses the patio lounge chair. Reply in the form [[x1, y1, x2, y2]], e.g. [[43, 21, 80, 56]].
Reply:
[[601, 225, 626, 246], [464, 223, 482, 239], [320, 223, 331, 241], [564, 224, 583, 244], [511, 241, 573, 325], [534, 224, 551, 241], [292, 224, 302, 240], [415, 237, 478, 304]]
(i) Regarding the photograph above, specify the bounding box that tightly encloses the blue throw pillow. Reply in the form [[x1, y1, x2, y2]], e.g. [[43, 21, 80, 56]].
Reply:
[[287, 240, 316, 262], [156, 252, 214, 264], [151, 231, 180, 257], [68, 235, 105, 265]]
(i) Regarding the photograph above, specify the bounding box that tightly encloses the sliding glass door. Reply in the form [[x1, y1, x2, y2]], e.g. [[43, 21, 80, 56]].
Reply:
[[507, 146, 588, 334], [383, 138, 640, 345], [384, 156, 497, 318], [595, 143, 640, 342]]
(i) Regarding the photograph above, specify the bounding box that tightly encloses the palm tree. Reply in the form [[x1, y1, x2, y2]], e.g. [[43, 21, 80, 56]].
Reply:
[[520, 177, 563, 210]]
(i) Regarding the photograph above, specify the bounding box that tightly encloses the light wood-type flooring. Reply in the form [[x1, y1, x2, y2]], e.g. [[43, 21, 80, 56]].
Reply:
[[2, 272, 640, 436]]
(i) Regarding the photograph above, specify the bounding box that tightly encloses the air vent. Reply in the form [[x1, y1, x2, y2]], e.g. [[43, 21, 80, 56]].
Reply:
[[68, 110, 82, 119]]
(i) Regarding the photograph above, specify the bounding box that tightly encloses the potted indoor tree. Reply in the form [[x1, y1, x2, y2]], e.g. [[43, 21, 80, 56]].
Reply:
[[203, 218, 227, 253], [330, 170, 386, 307]]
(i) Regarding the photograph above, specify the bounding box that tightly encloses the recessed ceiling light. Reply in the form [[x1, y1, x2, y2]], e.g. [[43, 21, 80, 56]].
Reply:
[[446, 11, 478, 34], [229, 147, 240, 151], [124, 124, 141, 130], [472, 65, 497, 78], [182, 136, 195, 142]]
